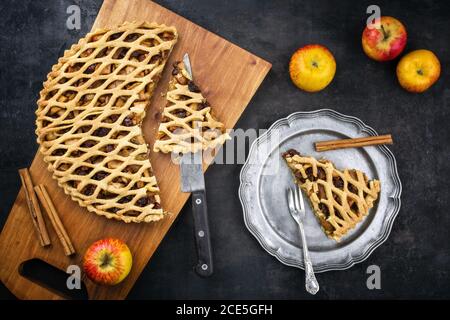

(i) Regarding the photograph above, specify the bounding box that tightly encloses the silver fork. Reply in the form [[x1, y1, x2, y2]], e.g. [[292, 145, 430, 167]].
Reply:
[[287, 186, 320, 295]]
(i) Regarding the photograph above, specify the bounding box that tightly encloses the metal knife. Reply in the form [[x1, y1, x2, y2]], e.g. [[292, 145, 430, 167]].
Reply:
[[179, 53, 213, 277]]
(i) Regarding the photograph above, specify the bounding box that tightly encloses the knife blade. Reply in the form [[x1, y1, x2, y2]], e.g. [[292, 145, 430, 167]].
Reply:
[[182, 53, 193, 79], [180, 151, 204, 192], [178, 53, 213, 277]]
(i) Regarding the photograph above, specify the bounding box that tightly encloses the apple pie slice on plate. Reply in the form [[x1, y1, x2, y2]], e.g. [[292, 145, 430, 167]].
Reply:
[[153, 60, 230, 154], [36, 22, 178, 223], [282, 149, 381, 241]]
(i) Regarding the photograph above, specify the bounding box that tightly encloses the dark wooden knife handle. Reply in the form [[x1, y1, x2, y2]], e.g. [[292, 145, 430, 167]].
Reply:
[[191, 190, 213, 277]]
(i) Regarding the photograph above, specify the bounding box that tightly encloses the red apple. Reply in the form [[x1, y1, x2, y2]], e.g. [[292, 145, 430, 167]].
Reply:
[[362, 16, 407, 61], [83, 238, 132, 286]]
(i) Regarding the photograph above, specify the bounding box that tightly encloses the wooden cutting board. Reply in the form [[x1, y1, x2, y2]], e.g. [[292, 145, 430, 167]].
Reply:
[[0, 0, 270, 300]]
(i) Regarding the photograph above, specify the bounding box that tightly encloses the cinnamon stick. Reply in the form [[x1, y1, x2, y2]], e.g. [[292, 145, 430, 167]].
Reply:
[[34, 185, 75, 256], [315, 134, 393, 152], [18, 168, 51, 247]]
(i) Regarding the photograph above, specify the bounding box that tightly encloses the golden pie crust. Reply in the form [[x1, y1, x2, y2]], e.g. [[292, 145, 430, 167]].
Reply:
[[282, 149, 381, 241], [153, 61, 230, 154], [35, 21, 177, 223]]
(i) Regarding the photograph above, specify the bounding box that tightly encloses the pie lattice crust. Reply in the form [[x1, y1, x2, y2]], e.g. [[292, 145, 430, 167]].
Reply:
[[36, 21, 177, 223], [153, 61, 230, 154], [282, 149, 381, 241]]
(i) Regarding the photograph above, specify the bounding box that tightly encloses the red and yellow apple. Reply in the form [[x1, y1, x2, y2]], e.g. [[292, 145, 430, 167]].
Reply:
[[362, 16, 407, 61], [83, 238, 132, 286], [289, 44, 336, 92], [396, 49, 441, 93]]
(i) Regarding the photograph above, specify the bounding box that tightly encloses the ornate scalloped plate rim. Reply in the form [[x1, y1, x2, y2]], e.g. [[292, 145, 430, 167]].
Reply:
[[239, 109, 402, 272]]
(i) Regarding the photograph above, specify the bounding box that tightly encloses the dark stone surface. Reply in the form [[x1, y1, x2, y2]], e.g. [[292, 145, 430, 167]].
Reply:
[[0, 0, 449, 299]]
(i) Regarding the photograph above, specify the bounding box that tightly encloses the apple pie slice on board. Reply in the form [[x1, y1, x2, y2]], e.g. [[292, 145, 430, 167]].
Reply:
[[153, 60, 230, 154], [35, 22, 177, 223], [282, 149, 381, 241]]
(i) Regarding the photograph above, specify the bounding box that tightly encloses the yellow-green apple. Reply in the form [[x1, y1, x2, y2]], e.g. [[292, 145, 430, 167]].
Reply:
[[362, 16, 407, 61], [83, 238, 132, 285], [289, 44, 336, 92], [396, 49, 441, 93]]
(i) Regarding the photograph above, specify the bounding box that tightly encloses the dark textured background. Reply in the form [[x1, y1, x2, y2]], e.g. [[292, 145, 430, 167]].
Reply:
[[0, 0, 449, 300]]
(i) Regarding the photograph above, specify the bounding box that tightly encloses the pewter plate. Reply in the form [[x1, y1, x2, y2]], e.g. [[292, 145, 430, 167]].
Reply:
[[239, 109, 402, 272]]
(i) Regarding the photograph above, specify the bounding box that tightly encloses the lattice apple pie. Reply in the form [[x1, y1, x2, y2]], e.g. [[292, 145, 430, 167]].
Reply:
[[282, 149, 380, 241], [36, 22, 177, 223], [153, 60, 230, 154]]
